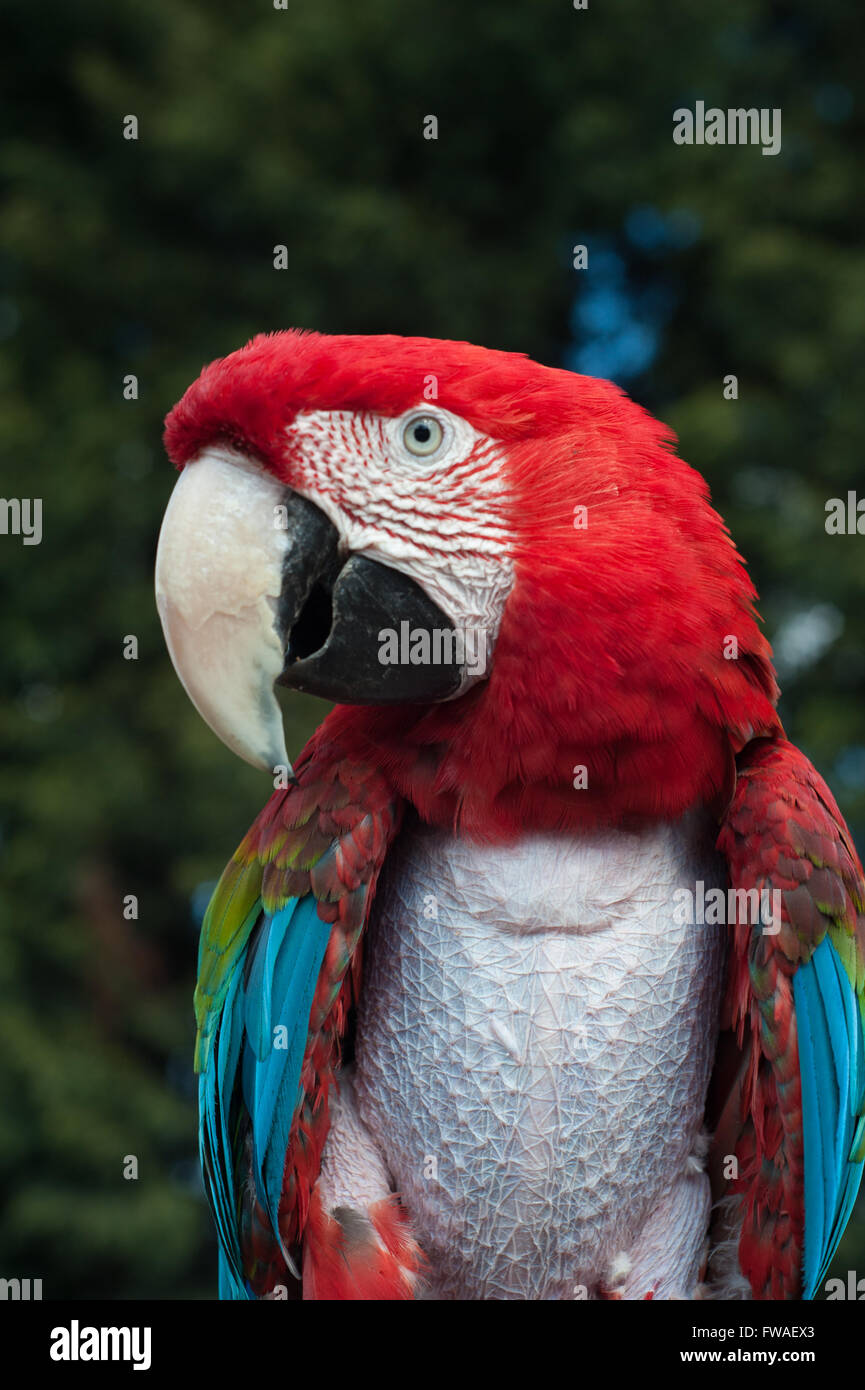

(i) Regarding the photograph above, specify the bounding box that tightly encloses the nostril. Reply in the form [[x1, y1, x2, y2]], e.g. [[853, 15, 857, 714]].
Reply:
[[274, 490, 341, 656], [288, 582, 334, 662]]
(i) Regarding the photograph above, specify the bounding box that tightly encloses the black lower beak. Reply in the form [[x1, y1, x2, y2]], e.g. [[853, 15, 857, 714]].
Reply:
[[275, 493, 462, 704]]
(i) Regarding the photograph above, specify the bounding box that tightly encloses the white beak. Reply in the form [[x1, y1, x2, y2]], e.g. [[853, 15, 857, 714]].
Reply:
[[155, 448, 292, 775]]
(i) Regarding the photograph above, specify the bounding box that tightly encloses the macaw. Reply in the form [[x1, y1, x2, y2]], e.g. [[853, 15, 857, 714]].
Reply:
[[155, 330, 865, 1301]]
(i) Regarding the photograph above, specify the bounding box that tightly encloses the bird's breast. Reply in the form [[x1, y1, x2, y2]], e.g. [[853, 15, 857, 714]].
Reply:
[[353, 811, 728, 1298]]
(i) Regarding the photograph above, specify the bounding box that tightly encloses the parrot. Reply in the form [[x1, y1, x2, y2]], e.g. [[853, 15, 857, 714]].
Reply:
[[154, 329, 865, 1301]]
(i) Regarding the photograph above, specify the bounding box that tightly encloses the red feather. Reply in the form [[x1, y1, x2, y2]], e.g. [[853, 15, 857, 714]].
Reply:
[[165, 330, 780, 838], [713, 738, 865, 1297], [167, 332, 864, 1298], [302, 1189, 423, 1300], [233, 740, 402, 1295]]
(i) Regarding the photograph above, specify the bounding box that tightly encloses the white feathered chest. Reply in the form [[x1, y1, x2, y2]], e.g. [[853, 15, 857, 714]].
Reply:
[[334, 812, 728, 1298]]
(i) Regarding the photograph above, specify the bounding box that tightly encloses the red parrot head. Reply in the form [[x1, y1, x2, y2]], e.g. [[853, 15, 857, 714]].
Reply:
[[157, 330, 779, 837]]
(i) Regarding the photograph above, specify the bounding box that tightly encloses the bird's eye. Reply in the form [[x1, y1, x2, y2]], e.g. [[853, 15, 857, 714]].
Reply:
[[402, 414, 444, 457]]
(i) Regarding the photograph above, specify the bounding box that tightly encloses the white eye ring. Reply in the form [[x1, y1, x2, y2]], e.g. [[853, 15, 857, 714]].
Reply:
[[401, 414, 444, 457]]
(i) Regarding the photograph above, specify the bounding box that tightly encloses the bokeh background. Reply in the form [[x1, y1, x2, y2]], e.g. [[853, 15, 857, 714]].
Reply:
[[1, 0, 863, 1299]]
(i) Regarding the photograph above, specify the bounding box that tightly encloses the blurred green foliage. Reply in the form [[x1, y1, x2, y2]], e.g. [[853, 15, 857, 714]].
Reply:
[[1, 0, 863, 1298]]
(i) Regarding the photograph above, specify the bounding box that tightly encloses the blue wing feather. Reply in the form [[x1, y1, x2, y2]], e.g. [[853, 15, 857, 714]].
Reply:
[[243, 917, 273, 1061], [200, 961, 248, 1296], [794, 972, 825, 1290], [795, 935, 865, 1298], [245, 896, 330, 1247], [198, 892, 330, 1288]]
